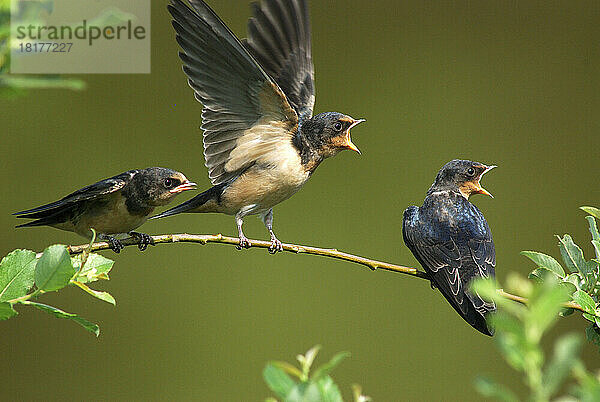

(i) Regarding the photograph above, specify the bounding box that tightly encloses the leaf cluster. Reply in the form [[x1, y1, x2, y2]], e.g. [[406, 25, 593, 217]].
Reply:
[[522, 206, 600, 348], [0, 239, 115, 336], [472, 277, 594, 401], [263, 345, 369, 402]]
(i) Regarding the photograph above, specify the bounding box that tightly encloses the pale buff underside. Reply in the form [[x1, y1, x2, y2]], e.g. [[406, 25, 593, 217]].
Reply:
[[51, 194, 150, 239], [198, 107, 309, 216], [196, 135, 310, 217]]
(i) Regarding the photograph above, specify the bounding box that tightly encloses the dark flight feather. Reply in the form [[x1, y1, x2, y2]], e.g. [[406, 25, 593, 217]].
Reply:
[[168, 0, 299, 186], [14, 171, 137, 219], [243, 0, 315, 119]]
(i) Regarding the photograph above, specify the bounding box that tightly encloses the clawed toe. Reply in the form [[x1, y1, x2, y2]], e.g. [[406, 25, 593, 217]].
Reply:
[[236, 236, 251, 250], [107, 236, 124, 254], [129, 232, 154, 251], [268, 238, 283, 254]]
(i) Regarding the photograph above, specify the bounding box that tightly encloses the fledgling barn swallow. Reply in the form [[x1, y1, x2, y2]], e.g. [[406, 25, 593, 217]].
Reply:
[[402, 160, 497, 336], [14, 168, 196, 253], [152, 0, 365, 253]]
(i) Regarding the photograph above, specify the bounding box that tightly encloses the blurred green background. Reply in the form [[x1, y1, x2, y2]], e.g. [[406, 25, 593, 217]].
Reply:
[[1, 0, 599, 400]]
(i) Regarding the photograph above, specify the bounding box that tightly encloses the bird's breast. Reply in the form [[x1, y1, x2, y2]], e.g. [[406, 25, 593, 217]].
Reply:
[[220, 145, 310, 215]]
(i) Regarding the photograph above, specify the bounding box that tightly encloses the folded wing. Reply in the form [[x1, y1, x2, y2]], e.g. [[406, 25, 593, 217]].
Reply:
[[403, 207, 496, 335], [14, 171, 137, 225]]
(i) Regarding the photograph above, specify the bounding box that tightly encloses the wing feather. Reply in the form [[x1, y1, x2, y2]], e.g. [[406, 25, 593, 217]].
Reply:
[[14, 171, 136, 219], [244, 0, 315, 119], [169, 0, 298, 186], [403, 204, 496, 335]]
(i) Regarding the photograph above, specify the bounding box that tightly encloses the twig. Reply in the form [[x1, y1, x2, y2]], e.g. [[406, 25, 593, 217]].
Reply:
[[68, 233, 429, 279], [66, 233, 588, 314]]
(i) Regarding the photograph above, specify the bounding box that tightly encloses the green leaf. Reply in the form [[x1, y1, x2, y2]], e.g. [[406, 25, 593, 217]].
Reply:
[[521, 251, 565, 277], [559, 308, 575, 317], [528, 283, 571, 339], [490, 313, 528, 371], [591, 240, 600, 263], [72, 253, 114, 284], [285, 382, 321, 402], [581, 206, 600, 220], [586, 216, 600, 243], [557, 235, 587, 273], [543, 333, 582, 396], [72, 281, 116, 305], [489, 312, 524, 336], [470, 278, 524, 315], [263, 363, 296, 399], [559, 280, 578, 295], [470, 277, 498, 300], [529, 267, 560, 283], [297, 345, 321, 377], [473, 376, 519, 402], [564, 273, 582, 289], [585, 324, 600, 352], [35, 245, 76, 292], [572, 290, 596, 314], [270, 361, 303, 380], [0, 76, 86, 91], [22, 301, 99, 336], [0, 302, 17, 320], [0, 249, 37, 302], [312, 351, 350, 381], [315, 376, 343, 402]]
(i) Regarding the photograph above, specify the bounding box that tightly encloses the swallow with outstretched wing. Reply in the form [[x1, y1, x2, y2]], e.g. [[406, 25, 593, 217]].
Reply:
[[153, 0, 365, 253]]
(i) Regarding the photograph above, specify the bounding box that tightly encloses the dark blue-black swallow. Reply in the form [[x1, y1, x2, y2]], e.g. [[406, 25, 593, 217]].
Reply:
[[14, 168, 196, 253], [151, 0, 365, 253], [403, 160, 497, 336]]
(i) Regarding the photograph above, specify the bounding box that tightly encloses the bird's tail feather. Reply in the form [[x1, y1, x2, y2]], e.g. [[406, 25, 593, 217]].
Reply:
[[15, 214, 61, 228], [441, 289, 495, 336], [150, 184, 226, 220]]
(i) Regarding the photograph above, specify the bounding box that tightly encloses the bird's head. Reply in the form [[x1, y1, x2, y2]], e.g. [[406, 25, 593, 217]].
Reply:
[[301, 112, 365, 158], [138, 167, 197, 206], [429, 159, 497, 200]]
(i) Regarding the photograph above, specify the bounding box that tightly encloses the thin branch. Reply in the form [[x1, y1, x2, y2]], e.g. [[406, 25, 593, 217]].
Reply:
[[68, 233, 429, 279], [66, 233, 588, 314]]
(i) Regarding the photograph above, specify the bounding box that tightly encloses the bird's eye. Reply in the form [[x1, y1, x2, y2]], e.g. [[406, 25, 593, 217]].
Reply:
[[333, 122, 343, 132], [164, 178, 174, 188], [467, 167, 476, 177]]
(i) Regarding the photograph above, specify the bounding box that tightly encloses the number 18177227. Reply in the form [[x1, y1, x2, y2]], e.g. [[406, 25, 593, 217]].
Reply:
[[18, 42, 73, 53]]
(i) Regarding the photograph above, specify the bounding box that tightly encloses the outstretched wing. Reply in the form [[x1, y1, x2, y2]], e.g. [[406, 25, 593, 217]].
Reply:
[[243, 0, 315, 119], [169, 0, 299, 186], [14, 170, 137, 220], [402, 206, 496, 336]]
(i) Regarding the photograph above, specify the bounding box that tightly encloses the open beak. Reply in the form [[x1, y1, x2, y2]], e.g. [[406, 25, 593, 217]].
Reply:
[[473, 165, 497, 198], [343, 118, 365, 154], [170, 180, 197, 194]]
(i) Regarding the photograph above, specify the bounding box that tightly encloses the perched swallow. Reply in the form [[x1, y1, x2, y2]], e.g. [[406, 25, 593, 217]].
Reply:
[[402, 160, 497, 336], [14, 168, 196, 253], [152, 0, 364, 252]]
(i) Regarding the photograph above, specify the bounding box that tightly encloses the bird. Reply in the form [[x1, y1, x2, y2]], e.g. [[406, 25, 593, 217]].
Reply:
[[151, 0, 365, 253], [402, 160, 497, 336], [14, 168, 197, 253]]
